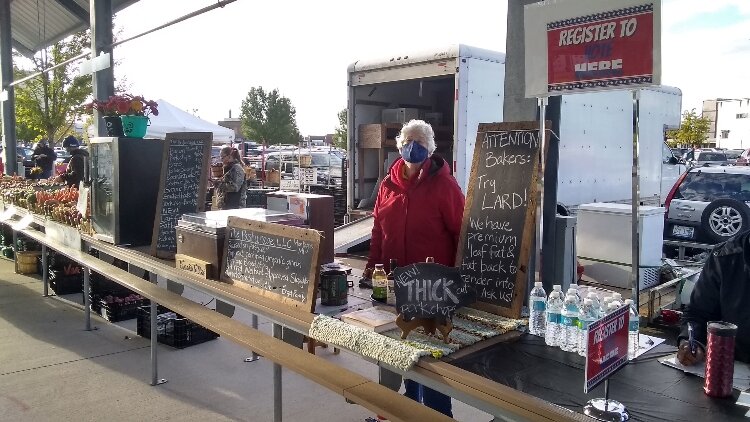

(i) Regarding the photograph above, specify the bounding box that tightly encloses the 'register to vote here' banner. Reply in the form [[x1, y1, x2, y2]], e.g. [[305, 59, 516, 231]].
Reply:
[[524, 0, 661, 97]]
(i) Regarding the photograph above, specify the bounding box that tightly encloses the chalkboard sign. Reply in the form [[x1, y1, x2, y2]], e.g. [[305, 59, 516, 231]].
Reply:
[[221, 217, 321, 312], [151, 133, 212, 258], [456, 122, 545, 318], [393, 262, 475, 320]]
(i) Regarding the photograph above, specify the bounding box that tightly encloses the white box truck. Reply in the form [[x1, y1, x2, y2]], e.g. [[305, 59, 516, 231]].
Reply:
[[346, 44, 683, 212], [336, 44, 683, 252]]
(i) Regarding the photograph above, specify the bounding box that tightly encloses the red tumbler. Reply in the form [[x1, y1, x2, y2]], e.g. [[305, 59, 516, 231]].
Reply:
[[704, 321, 738, 398]]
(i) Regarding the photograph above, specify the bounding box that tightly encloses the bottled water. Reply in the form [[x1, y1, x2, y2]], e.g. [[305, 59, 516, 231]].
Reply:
[[567, 284, 583, 305], [625, 299, 640, 360], [610, 292, 623, 309], [601, 296, 613, 315], [560, 294, 580, 353], [529, 282, 547, 337], [578, 298, 597, 357], [545, 291, 563, 347], [586, 292, 601, 318]]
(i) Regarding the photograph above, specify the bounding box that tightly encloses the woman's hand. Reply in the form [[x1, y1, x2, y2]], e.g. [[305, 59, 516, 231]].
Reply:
[[677, 339, 705, 366]]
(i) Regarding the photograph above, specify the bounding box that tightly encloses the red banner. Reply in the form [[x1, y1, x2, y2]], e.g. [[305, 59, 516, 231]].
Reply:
[[546, 5, 654, 93], [585, 305, 629, 393]]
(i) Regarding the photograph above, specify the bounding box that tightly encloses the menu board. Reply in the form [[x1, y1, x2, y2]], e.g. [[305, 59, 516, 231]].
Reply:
[[393, 262, 474, 320], [456, 122, 544, 318], [221, 217, 321, 313], [151, 133, 212, 258]]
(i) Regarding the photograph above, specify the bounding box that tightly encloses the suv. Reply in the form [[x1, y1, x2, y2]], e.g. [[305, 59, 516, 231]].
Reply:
[[684, 150, 728, 168], [664, 166, 750, 244]]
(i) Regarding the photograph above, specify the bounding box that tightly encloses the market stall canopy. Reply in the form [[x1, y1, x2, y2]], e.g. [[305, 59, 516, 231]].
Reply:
[[146, 99, 235, 143], [9, 0, 139, 56]]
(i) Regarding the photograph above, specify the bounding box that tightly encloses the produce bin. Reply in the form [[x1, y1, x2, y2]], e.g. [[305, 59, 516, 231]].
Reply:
[[136, 306, 219, 349], [89, 293, 144, 322]]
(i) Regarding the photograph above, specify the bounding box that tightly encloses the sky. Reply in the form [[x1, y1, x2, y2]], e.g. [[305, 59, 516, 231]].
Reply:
[[111, 0, 750, 136]]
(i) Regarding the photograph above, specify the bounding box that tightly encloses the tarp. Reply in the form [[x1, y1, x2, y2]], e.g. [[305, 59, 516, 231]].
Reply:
[[145, 99, 235, 143]]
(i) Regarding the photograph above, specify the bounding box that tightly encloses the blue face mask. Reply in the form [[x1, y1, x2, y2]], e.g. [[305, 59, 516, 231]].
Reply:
[[400, 141, 429, 163]]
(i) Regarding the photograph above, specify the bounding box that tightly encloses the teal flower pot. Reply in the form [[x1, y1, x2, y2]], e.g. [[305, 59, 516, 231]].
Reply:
[[120, 115, 149, 138]]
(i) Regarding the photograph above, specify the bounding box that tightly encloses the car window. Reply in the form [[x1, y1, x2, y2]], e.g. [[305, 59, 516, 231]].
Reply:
[[676, 171, 750, 202], [696, 152, 727, 161], [725, 150, 742, 159]]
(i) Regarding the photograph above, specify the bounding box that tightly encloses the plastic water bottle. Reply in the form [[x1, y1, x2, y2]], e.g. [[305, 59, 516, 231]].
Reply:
[[610, 292, 623, 309], [586, 292, 601, 318], [560, 294, 580, 353], [529, 282, 547, 337], [601, 296, 613, 315], [545, 291, 563, 347], [625, 299, 639, 360], [552, 284, 562, 294], [567, 284, 583, 305], [578, 298, 597, 357]]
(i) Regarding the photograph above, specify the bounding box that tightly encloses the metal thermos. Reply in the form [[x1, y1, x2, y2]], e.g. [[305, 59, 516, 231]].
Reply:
[[319, 266, 348, 306]]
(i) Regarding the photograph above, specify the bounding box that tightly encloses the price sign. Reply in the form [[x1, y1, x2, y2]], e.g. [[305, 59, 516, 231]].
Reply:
[[585, 304, 629, 393]]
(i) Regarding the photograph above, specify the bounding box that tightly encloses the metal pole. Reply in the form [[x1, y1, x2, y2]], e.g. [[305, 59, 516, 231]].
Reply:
[[251, 314, 259, 361], [150, 299, 158, 385], [42, 245, 48, 296], [631, 90, 641, 310], [0, 0, 17, 176], [604, 379, 610, 412], [83, 268, 91, 330], [90, 0, 115, 136], [273, 323, 282, 422], [536, 97, 548, 284]]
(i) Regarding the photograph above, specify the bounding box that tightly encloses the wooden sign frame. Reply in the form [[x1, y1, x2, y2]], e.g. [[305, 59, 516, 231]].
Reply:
[[456, 121, 547, 318], [220, 217, 322, 313], [151, 132, 212, 259]]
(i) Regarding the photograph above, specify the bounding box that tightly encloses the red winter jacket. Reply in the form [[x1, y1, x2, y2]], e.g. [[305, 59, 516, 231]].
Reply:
[[367, 155, 465, 270]]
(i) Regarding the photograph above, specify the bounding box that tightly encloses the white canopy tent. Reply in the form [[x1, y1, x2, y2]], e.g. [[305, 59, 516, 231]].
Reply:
[[145, 99, 235, 143]]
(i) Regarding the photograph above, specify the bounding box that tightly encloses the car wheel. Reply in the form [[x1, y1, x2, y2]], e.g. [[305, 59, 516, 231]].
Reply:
[[700, 198, 750, 243]]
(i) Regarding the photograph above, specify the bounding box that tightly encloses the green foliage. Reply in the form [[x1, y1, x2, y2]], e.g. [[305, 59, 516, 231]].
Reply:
[[13, 31, 92, 146], [667, 109, 712, 148], [333, 108, 347, 149], [239, 87, 300, 144]]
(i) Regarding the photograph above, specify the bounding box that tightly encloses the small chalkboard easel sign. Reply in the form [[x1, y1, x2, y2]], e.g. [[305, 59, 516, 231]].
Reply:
[[221, 217, 321, 313], [456, 122, 545, 318], [392, 262, 475, 341]]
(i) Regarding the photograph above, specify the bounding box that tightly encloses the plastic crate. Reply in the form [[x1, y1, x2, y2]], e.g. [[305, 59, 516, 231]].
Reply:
[[90, 293, 145, 322], [136, 306, 219, 349], [49, 271, 83, 295]]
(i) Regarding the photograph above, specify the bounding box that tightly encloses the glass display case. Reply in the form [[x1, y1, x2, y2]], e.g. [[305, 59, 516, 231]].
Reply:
[[90, 137, 165, 245]]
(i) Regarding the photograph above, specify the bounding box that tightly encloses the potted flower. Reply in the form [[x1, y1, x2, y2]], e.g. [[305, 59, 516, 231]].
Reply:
[[85, 95, 159, 138]]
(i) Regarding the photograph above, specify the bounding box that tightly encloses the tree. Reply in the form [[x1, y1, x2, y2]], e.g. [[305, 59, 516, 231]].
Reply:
[[333, 108, 347, 149], [13, 30, 92, 146], [239, 87, 300, 145], [667, 109, 712, 148]]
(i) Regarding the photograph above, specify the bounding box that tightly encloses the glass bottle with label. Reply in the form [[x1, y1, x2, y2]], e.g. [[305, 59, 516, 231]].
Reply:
[[372, 264, 387, 302], [386, 259, 397, 306]]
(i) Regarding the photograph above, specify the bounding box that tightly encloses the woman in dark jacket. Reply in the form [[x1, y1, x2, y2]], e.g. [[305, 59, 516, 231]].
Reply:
[[214, 147, 247, 209], [367, 119, 464, 417]]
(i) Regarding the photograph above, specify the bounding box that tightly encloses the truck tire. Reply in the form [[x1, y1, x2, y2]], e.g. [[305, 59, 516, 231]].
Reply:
[[701, 198, 750, 243]]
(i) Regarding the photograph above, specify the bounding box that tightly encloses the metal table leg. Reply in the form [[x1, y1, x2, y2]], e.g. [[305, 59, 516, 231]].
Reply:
[[83, 267, 91, 331], [150, 291, 167, 385], [244, 314, 260, 362], [12, 230, 17, 273], [273, 323, 282, 422], [42, 245, 48, 296]]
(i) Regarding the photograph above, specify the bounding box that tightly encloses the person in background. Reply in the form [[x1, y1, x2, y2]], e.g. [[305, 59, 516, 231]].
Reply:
[[55, 136, 88, 188], [677, 230, 750, 366], [366, 119, 464, 417], [32, 140, 57, 179], [213, 146, 247, 209]]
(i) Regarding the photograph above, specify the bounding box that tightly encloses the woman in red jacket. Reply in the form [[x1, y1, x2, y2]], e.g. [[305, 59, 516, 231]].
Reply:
[[367, 119, 464, 417]]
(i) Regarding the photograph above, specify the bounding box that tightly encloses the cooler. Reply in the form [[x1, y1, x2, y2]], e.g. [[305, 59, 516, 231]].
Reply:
[[576, 203, 665, 290], [175, 209, 297, 279]]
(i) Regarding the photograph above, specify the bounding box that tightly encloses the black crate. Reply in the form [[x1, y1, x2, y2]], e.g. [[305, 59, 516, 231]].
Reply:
[[136, 306, 219, 349], [91, 272, 134, 297], [90, 293, 145, 322], [49, 271, 83, 295]]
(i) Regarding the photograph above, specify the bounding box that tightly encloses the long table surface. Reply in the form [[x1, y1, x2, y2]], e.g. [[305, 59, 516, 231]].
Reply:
[[449, 333, 750, 422]]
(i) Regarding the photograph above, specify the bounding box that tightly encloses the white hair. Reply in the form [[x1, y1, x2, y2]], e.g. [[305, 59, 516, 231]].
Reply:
[[396, 119, 436, 155]]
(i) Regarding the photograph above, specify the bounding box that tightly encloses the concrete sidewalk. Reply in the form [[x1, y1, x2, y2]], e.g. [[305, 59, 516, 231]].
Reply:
[[0, 259, 489, 421]]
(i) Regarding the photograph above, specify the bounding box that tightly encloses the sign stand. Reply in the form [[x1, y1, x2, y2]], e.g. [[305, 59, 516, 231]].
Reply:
[[630, 90, 641, 311], [584, 379, 629, 421], [535, 97, 548, 285]]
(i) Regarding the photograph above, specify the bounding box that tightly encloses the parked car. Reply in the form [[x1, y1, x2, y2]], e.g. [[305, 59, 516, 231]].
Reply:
[[735, 148, 750, 166], [724, 149, 745, 165], [684, 150, 728, 168], [664, 166, 750, 244]]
